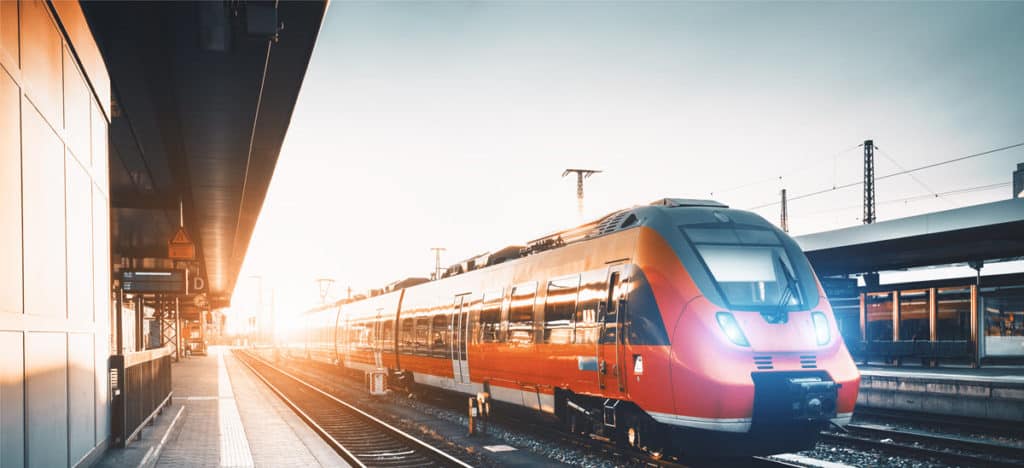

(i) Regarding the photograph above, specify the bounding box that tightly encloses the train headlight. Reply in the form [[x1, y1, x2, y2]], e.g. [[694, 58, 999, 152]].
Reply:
[[715, 312, 749, 347], [812, 311, 830, 345]]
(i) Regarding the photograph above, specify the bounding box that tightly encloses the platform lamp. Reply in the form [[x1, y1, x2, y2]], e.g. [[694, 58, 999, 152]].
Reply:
[[316, 278, 335, 304]]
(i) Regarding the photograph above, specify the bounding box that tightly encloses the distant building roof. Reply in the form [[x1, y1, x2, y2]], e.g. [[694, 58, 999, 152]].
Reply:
[[794, 198, 1024, 276]]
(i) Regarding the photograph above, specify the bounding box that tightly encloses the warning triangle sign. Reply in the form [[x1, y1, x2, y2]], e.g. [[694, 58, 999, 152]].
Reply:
[[170, 227, 193, 244], [168, 227, 196, 260]]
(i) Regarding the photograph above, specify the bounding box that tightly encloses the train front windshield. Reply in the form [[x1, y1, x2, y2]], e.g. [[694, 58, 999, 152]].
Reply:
[[683, 226, 808, 311]]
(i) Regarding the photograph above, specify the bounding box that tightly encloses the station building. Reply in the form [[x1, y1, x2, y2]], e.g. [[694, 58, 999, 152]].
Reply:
[[1, 2, 112, 466], [796, 190, 1024, 367], [1, 1, 325, 466]]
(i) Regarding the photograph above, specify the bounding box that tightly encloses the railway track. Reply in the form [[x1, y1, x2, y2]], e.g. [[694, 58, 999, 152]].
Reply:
[[233, 350, 473, 468], [853, 406, 1024, 437], [274, 355, 807, 468], [821, 423, 1024, 467]]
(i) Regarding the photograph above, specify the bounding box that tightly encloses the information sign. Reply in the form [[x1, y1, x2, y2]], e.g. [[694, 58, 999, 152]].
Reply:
[[121, 270, 186, 294]]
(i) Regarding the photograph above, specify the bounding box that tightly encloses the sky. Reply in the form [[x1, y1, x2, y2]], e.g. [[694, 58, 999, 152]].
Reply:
[[229, 1, 1024, 324]]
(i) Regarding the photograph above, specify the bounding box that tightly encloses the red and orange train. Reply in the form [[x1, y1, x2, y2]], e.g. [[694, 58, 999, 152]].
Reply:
[[285, 198, 860, 455]]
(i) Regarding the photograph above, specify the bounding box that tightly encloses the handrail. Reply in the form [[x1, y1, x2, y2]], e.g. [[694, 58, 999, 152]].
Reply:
[[123, 345, 174, 367]]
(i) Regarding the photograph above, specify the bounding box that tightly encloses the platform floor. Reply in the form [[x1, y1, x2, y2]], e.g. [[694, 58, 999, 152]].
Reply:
[[858, 365, 1024, 385], [98, 346, 348, 468]]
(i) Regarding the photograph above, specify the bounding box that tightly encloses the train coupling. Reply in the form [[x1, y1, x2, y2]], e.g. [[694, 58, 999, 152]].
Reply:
[[751, 372, 839, 426]]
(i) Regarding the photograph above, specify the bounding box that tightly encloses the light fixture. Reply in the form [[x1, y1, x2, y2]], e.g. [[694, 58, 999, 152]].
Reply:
[[716, 312, 749, 347], [812, 311, 831, 346]]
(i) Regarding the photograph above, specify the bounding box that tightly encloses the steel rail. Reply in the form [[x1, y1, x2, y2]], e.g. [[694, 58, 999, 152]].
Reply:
[[819, 432, 1024, 468], [844, 423, 1024, 464], [852, 406, 1024, 437], [234, 350, 473, 468]]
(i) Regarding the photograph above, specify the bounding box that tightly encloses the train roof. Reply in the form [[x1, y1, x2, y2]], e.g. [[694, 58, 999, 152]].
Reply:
[[306, 197, 761, 313], [433, 197, 734, 280]]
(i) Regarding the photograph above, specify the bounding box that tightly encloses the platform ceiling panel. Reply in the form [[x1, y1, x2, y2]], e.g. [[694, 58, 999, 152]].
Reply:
[[83, 1, 327, 306]]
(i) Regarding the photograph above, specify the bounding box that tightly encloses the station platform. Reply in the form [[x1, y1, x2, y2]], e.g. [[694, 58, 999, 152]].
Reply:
[[96, 347, 348, 468], [856, 365, 1024, 422]]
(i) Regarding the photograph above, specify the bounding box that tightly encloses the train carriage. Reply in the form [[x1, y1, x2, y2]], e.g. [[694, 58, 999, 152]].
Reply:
[[290, 198, 860, 456]]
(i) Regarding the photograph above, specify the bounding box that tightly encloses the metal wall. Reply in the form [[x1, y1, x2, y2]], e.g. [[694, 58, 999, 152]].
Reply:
[[0, 1, 111, 466]]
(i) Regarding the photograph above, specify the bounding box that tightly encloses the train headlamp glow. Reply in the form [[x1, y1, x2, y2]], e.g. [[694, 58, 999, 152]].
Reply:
[[812, 311, 830, 345], [715, 312, 749, 347]]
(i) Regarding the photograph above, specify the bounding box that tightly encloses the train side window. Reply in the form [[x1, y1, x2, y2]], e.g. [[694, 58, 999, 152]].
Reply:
[[479, 290, 503, 343], [381, 320, 394, 349], [431, 313, 450, 357], [600, 272, 624, 344], [575, 270, 606, 344], [400, 318, 414, 353], [414, 318, 429, 355], [544, 275, 580, 344], [508, 282, 537, 345], [349, 322, 361, 350]]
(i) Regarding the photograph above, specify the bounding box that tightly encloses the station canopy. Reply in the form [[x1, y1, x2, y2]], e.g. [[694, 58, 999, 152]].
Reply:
[[794, 198, 1024, 277], [83, 1, 328, 308]]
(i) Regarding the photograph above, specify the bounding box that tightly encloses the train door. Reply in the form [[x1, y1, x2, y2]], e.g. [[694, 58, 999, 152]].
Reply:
[[450, 295, 471, 386], [597, 264, 627, 392]]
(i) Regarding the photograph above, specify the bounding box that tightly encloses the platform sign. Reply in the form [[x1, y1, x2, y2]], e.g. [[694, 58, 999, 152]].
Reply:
[[168, 227, 195, 260], [121, 270, 186, 294], [821, 277, 859, 299]]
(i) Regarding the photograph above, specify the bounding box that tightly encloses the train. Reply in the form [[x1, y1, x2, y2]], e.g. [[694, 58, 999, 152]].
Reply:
[[284, 198, 860, 456]]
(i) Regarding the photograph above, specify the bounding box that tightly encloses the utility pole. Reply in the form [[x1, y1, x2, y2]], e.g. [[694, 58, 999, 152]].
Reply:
[[562, 168, 602, 218], [863, 140, 876, 224], [780, 188, 789, 232], [315, 278, 335, 304], [430, 247, 446, 280]]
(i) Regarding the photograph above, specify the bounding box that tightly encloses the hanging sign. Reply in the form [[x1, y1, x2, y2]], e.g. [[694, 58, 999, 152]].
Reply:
[[121, 270, 185, 294], [168, 227, 195, 260]]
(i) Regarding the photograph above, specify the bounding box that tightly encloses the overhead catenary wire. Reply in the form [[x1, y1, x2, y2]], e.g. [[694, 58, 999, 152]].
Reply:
[[791, 181, 1011, 218], [746, 140, 1024, 210], [874, 145, 959, 208], [710, 143, 863, 197]]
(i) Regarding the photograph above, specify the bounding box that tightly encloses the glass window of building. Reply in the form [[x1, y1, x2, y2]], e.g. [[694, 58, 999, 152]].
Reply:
[[544, 275, 580, 344], [899, 290, 929, 341], [983, 287, 1024, 356], [937, 287, 970, 341], [866, 292, 894, 341]]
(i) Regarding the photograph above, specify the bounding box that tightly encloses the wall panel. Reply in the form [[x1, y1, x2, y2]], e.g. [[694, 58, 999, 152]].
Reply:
[[0, 68, 20, 317], [0, 0, 17, 69], [63, 47, 90, 162], [26, 332, 69, 468], [22, 97, 66, 318], [0, 331, 25, 468], [20, 0, 61, 126], [4, 2, 112, 466], [67, 154, 92, 323], [68, 332, 95, 464], [93, 186, 111, 442], [91, 102, 107, 188]]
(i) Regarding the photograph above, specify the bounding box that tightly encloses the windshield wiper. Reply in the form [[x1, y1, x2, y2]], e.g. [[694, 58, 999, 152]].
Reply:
[[775, 254, 801, 311]]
